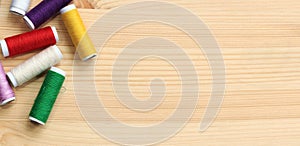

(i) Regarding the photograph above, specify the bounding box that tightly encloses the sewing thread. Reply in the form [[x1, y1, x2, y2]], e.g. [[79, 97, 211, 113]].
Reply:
[[60, 4, 97, 61], [7, 45, 63, 87], [0, 26, 59, 57], [23, 0, 71, 29], [29, 67, 65, 125], [10, 0, 31, 16], [0, 62, 15, 106]]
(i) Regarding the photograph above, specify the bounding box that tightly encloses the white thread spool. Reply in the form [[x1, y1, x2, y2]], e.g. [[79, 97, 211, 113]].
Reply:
[[7, 45, 63, 87], [10, 0, 31, 16]]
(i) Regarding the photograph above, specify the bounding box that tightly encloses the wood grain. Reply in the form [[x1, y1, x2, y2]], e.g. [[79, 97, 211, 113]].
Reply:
[[1, 0, 300, 145], [73, 0, 95, 9]]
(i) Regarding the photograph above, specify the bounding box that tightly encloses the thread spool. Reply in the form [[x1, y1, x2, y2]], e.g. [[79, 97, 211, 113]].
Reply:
[[7, 45, 63, 87], [60, 4, 97, 61], [0, 62, 15, 106], [29, 67, 65, 125], [10, 0, 31, 16], [24, 0, 71, 29], [0, 26, 59, 57]]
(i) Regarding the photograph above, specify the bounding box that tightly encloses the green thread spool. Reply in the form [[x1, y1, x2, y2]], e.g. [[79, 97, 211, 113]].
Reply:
[[29, 67, 66, 125]]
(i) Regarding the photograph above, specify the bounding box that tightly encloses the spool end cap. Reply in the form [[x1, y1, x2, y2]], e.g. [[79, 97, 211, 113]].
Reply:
[[50, 67, 66, 77], [29, 116, 45, 125], [23, 16, 35, 30], [10, 7, 26, 16], [60, 4, 76, 14], [51, 45, 63, 60], [7, 72, 18, 87], [0, 40, 9, 57], [50, 26, 59, 42], [0, 97, 15, 106], [82, 53, 97, 61]]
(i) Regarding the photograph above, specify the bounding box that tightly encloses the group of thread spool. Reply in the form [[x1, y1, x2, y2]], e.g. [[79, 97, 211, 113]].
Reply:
[[11, 0, 97, 61], [1, 44, 63, 125], [1, 44, 64, 125], [0, 29, 61, 107], [4, 0, 97, 125], [7, 46, 65, 125], [2, 0, 69, 125]]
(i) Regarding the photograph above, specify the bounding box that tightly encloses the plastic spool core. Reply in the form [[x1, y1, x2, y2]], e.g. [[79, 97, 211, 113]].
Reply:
[[52, 45, 63, 60], [6, 72, 18, 87], [0, 97, 16, 106], [29, 117, 45, 125], [10, 7, 25, 16], [60, 4, 76, 14], [50, 67, 66, 77], [82, 53, 97, 61], [0, 40, 9, 57], [23, 16, 35, 30], [51, 26, 59, 42]]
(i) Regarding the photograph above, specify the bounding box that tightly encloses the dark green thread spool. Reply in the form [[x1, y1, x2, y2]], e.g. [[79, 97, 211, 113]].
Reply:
[[29, 67, 65, 125]]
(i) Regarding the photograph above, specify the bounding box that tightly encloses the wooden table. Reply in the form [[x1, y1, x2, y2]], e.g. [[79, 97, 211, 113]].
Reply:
[[1, 0, 300, 145]]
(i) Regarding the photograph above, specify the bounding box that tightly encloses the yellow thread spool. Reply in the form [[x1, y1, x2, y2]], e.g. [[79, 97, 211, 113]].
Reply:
[[60, 4, 97, 61]]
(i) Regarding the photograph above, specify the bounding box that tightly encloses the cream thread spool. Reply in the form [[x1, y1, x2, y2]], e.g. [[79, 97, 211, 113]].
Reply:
[[60, 4, 97, 61], [7, 45, 63, 87]]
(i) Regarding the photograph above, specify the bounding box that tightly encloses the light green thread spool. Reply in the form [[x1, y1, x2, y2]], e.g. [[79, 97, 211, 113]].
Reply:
[[29, 67, 66, 125]]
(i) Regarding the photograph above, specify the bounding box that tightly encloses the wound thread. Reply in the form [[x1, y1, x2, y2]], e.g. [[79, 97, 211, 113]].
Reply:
[[60, 4, 97, 61], [10, 0, 31, 16], [0, 26, 59, 57], [29, 67, 65, 125], [7, 45, 63, 87], [0, 62, 15, 106], [24, 0, 72, 29]]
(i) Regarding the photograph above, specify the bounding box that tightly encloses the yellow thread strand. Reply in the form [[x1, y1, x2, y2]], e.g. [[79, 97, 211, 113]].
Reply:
[[61, 6, 97, 61]]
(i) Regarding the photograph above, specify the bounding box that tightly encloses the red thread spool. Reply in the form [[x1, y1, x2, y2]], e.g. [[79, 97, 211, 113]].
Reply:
[[0, 26, 59, 57]]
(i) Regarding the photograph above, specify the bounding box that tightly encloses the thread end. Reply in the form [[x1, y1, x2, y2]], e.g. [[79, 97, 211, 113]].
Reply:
[[10, 7, 26, 16], [29, 117, 45, 125], [7, 72, 18, 87], [50, 67, 66, 77], [60, 4, 76, 14], [0, 97, 15, 106], [0, 40, 9, 57], [23, 16, 35, 30]]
